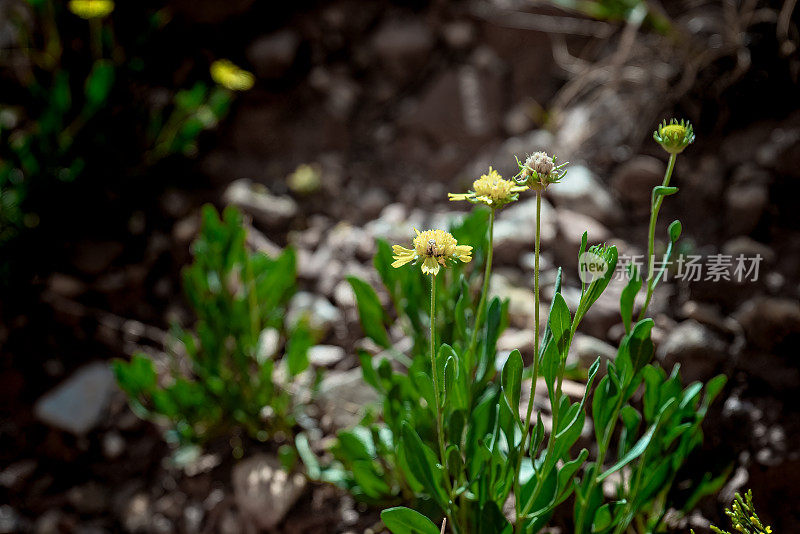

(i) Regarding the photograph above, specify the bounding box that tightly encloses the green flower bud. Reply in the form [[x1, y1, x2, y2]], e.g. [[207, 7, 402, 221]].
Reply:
[[653, 118, 695, 154]]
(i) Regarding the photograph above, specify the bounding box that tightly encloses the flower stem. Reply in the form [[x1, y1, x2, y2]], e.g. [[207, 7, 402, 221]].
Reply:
[[468, 208, 495, 361], [515, 190, 542, 527], [638, 152, 676, 321], [429, 275, 456, 528]]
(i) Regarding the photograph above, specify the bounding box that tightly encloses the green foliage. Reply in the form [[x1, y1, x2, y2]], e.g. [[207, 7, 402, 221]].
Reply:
[[314, 123, 726, 534], [114, 205, 310, 451], [0, 0, 235, 278]]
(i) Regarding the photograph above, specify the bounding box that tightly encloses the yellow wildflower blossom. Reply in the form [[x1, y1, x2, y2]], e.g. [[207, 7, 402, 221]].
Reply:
[[210, 60, 255, 91], [392, 229, 472, 276], [653, 118, 695, 154], [68, 0, 115, 19], [448, 167, 526, 208]]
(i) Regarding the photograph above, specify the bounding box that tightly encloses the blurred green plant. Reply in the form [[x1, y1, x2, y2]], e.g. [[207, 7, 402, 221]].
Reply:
[[0, 0, 250, 280], [113, 205, 312, 456], [549, 0, 671, 33]]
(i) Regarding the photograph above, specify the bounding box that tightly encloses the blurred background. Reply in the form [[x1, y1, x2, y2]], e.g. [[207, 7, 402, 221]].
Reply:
[[1, 0, 799, 532]]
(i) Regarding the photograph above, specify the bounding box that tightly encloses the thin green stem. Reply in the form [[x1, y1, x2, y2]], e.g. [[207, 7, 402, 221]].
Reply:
[[638, 152, 676, 321], [514, 190, 542, 528], [468, 208, 495, 360], [429, 275, 458, 532]]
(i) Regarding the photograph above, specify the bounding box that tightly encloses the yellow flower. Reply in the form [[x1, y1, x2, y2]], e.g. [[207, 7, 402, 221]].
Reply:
[[392, 229, 472, 276], [210, 60, 255, 91], [448, 167, 526, 208], [653, 118, 695, 154], [68, 0, 115, 19]]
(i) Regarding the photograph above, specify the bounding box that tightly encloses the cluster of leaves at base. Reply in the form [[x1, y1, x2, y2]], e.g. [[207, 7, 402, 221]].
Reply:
[[0, 1, 233, 275], [114, 205, 312, 448], [693, 489, 772, 534]]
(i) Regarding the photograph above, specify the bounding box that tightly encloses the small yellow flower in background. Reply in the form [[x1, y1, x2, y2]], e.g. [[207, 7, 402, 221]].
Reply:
[[653, 118, 695, 154], [392, 229, 472, 276], [210, 60, 255, 91], [448, 167, 527, 208], [287, 163, 322, 195], [68, 0, 115, 19]]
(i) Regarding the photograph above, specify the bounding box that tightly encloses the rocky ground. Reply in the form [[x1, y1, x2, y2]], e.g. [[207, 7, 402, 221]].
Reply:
[[2, 0, 800, 533]]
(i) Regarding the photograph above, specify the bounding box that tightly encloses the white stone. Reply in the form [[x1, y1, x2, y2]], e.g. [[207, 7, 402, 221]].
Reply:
[[34, 362, 116, 435], [232, 454, 306, 530]]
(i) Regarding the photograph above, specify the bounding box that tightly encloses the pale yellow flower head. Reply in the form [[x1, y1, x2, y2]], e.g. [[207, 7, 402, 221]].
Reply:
[[68, 0, 115, 19], [210, 60, 255, 91], [392, 229, 472, 276], [448, 167, 526, 208]]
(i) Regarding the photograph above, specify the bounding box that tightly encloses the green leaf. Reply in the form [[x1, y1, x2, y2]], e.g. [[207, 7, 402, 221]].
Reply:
[[353, 460, 391, 499], [597, 422, 658, 482], [400, 422, 448, 507], [444, 354, 466, 411], [501, 349, 523, 419], [381, 507, 440, 534], [620, 264, 641, 334], [285, 319, 313, 376], [549, 293, 571, 356], [653, 185, 678, 198], [624, 318, 655, 375], [347, 276, 391, 348], [541, 337, 560, 406], [668, 220, 682, 242], [85, 60, 115, 110]]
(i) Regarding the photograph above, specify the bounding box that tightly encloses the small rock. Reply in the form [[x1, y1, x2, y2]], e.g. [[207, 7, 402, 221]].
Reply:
[[725, 182, 768, 235], [0, 506, 22, 534], [493, 196, 557, 264], [656, 320, 728, 381], [722, 236, 775, 264], [223, 179, 298, 228], [121, 493, 150, 533], [34, 362, 116, 435], [72, 241, 124, 276], [554, 209, 611, 263], [547, 165, 620, 224], [570, 333, 616, 368], [245, 223, 282, 258], [317, 368, 380, 429], [34, 509, 62, 534], [735, 297, 800, 352], [182, 502, 204, 532], [67, 482, 108, 515], [247, 29, 300, 79], [610, 155, 664, 210], [497, 328, 535, 354], [286, 292, 342, 338], [372, 20, 434, 81], [442, 21, 475, 50], [102, 431, 125, 460], [333, 279, 356, 309], [232, 454, 306, 530], [0, 460, 36, 490], [47, 274, 87, 299], [308, 345, 345, 367]]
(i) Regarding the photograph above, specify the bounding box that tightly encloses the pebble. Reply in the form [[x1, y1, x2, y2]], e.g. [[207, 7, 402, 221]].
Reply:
[[232, 454, 306, 529], [223, 179, 298, 228], [34, 362, 116, 435], [546, 164, 620, 225]]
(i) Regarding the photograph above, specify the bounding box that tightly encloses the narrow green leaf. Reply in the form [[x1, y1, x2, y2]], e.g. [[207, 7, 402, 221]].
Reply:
[[285, 319, 313, 376], [400, 422, 448, 507], [620, 264, 641, 333], [85, 60, 115, 110], [597, 422, 658, 482], [668, 219, 682, 242], [549, 293, 571, 356], [501, 349, 523, 418], [347, 276, 391, 348]]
